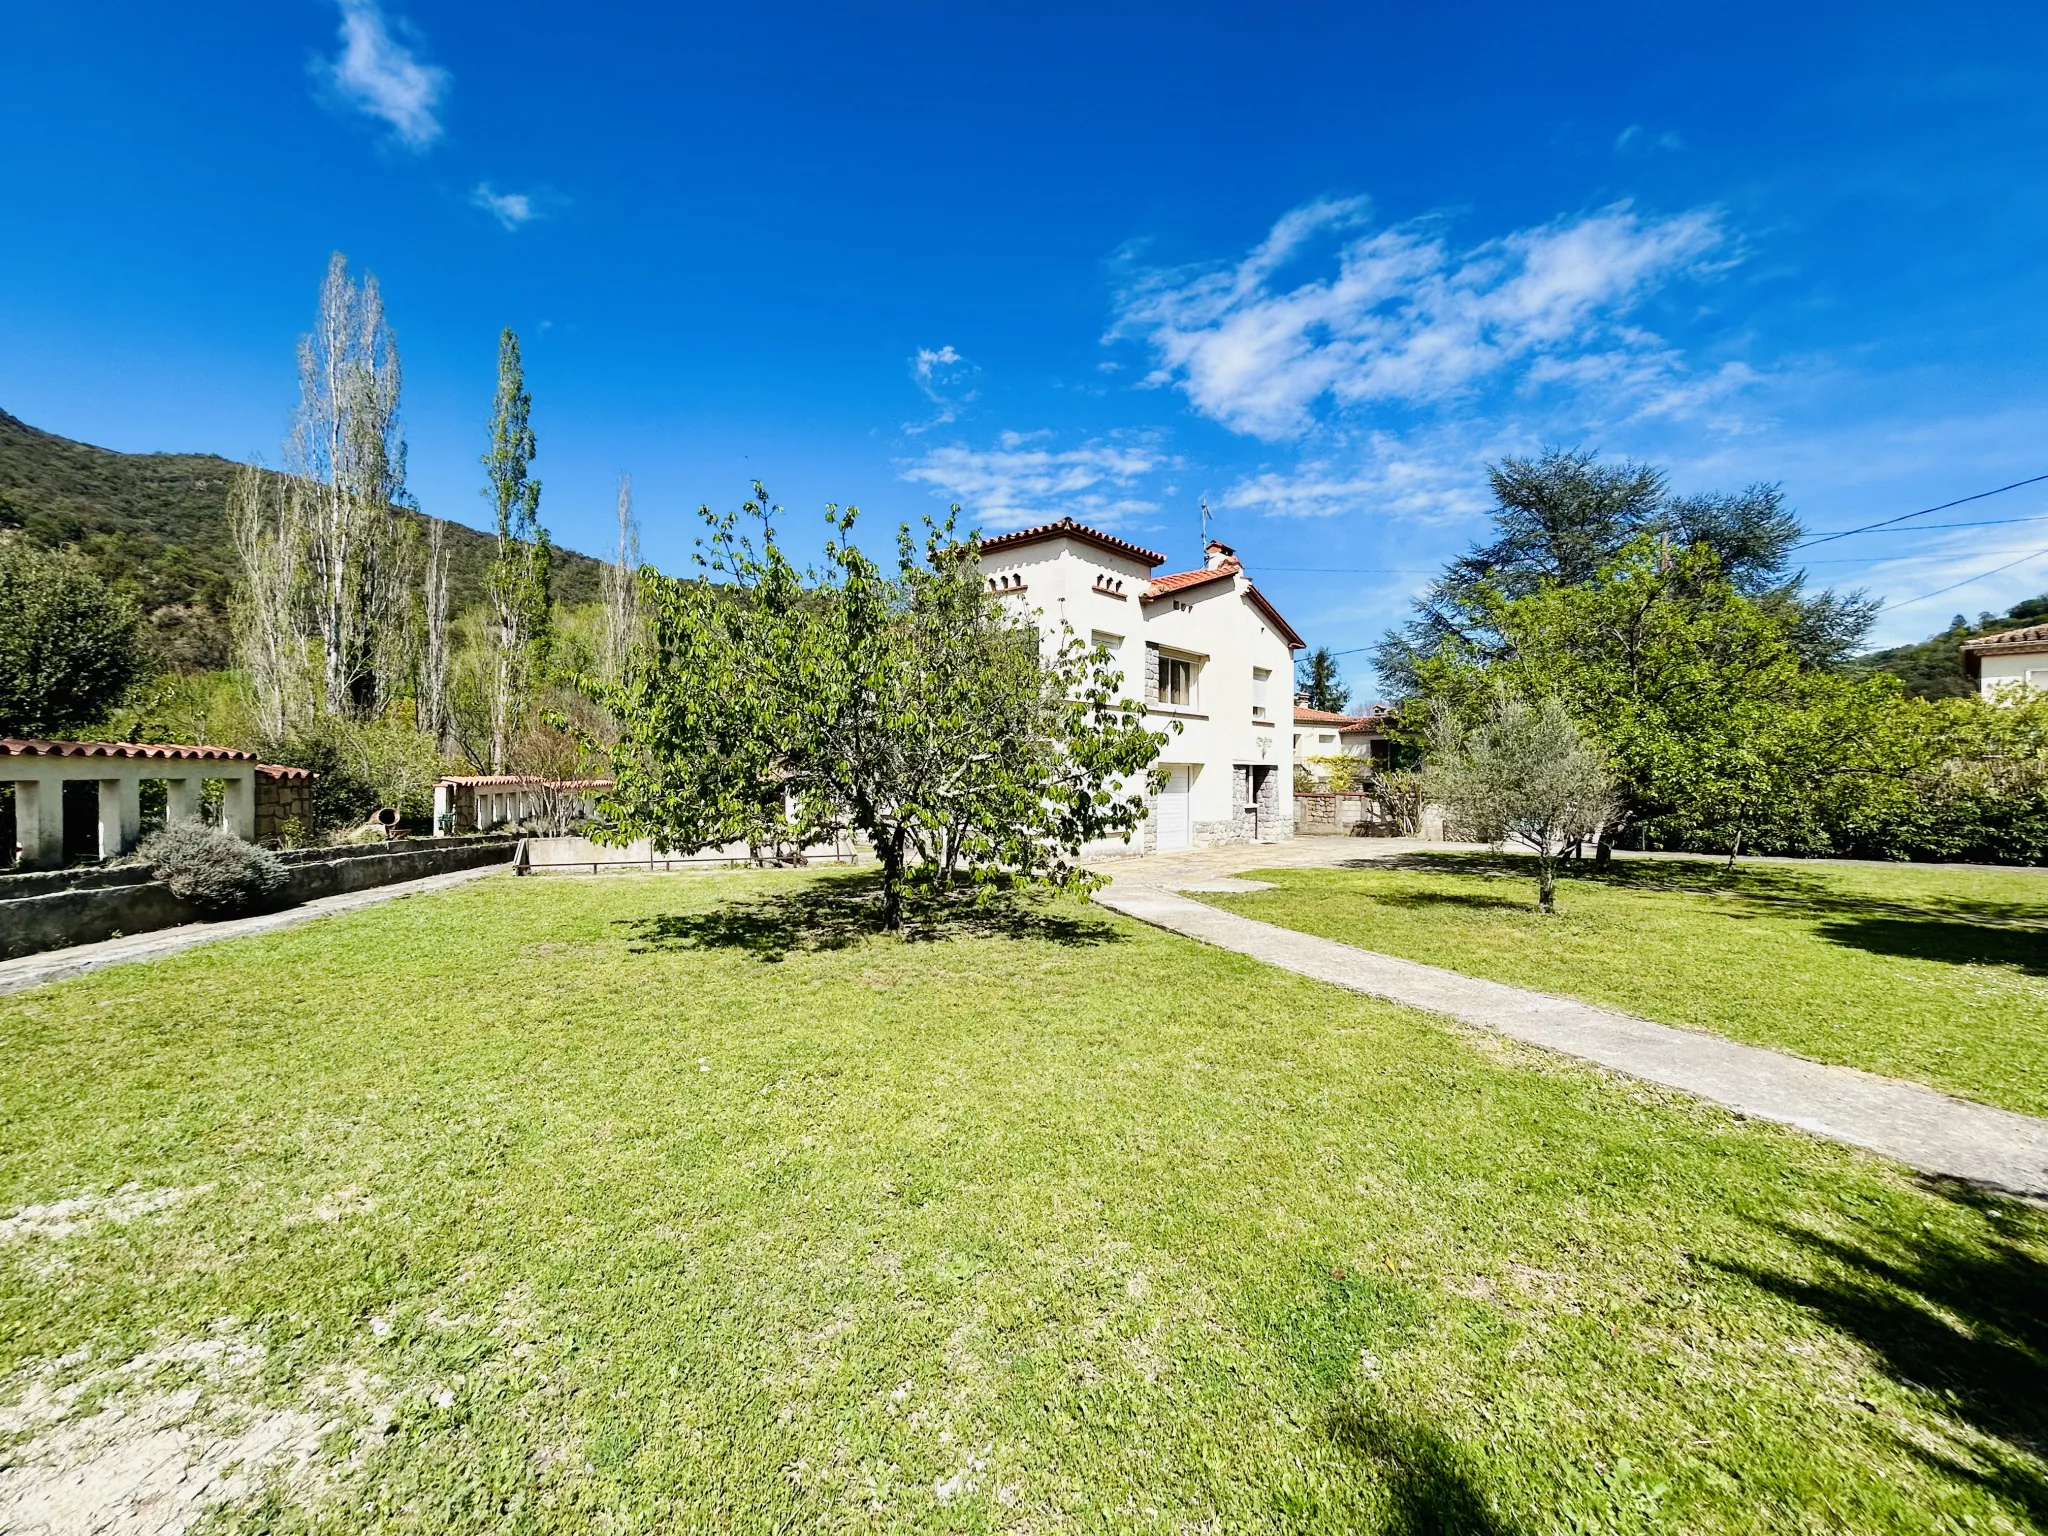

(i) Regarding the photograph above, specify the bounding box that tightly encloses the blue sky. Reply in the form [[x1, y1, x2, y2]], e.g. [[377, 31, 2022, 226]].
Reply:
[[5, 2, 2047, 696]]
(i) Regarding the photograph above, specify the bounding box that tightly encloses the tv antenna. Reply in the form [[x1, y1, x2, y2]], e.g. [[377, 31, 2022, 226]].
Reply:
[[1199, 496, 1213, 545]]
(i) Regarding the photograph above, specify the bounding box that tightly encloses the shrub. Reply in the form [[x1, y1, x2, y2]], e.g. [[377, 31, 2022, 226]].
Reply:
[[139, 822, 288, 913]]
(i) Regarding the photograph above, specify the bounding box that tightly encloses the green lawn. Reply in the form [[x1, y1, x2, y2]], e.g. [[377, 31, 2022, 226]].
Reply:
[[1196, 853, 2048, 1120], [1, 870, 2044, 1534]]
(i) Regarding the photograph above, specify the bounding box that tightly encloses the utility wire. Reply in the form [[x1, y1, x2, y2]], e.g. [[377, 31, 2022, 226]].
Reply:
[[1881, 545, 2048, 612], [1794, 473, 2048, 550]]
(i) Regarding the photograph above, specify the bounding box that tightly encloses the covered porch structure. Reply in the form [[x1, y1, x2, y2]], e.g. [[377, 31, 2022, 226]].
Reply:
[[1, 739, 264, 870]]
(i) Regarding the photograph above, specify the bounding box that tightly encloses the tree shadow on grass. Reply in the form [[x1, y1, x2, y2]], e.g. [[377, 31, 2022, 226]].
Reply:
[[1719, 1184, 2048, 1528], [1814, 916, 2048, 978], [1325, 1404, 1520, 1535], [619, 871, 1125, 962], [1342, 852, 2048, 940]]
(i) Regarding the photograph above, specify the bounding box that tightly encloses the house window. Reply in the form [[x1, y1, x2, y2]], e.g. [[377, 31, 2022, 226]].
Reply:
[[1158, 652, 1197, 707], [1252, 668, 1271, 719]]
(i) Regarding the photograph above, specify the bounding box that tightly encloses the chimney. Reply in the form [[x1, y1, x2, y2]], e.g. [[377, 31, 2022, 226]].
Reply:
[[1203, 539, 1237, 570]]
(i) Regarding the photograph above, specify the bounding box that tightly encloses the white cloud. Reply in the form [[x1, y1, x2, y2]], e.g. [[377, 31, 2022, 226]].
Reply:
[[1615, 125, 1685, 153], [325, 0, 448, 150], [901, 431, 1166, 530], [1110, 196, 1727, 440], [906, 345, 979, 432], [472, 183, 539, 231]]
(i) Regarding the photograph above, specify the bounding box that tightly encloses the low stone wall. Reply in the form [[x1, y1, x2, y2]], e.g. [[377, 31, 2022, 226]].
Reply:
[[0, 836, 519, 961]]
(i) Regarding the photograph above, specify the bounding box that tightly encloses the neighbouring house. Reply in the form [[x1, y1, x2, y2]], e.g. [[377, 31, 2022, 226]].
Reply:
[[1963, 623, 2048, 700], [976, 518, 1306, 852], [433, 775, 615, 836], [1292, 705, 1396, 779], [0, 739, 314, 868]]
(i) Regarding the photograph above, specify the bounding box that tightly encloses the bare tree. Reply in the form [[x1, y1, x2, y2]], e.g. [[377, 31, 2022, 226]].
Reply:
[[1427, 693, 1616, 912], [226, 465, 304, 739], [288, 252, 411, 720], [419, 514, 452, 747], [599, 472, 640, 685]]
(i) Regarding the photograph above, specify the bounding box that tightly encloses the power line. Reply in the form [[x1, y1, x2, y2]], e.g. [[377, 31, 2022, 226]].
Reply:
[[1794, 473, 2048, 550], [1882, 545, 2048, 612]]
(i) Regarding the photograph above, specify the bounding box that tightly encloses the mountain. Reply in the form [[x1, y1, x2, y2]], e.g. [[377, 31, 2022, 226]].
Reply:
[[1855, 593, 2048, 698], [0, 409, 607, 671]]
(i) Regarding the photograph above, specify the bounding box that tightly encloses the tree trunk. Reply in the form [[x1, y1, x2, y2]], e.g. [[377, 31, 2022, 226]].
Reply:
[[879, 826, 906, 930], [1537, 857, 1556, 914], [1727, 828, 1744, 870], [1594, 837, 1612, 867]]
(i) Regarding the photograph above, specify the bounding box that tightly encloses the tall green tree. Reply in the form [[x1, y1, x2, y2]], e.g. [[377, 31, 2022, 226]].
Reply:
[[1295, 645, 1352, 713], [0, 535, 148, 737], [1417, 539, 1905, 861], [591, 487, 1167, 928], [1377, 448, 1876, 692], [482, 328, 553, 772]]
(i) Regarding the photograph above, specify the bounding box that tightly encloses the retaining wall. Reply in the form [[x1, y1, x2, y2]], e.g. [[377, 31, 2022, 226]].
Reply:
[[0, 836, 519, 961]]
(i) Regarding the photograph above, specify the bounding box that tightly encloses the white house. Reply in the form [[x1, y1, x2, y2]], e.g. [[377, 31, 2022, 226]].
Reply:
[[976, 517, 1306, 852], [1292, 706, 1396, 777], [1963, 623, 2048, 701]]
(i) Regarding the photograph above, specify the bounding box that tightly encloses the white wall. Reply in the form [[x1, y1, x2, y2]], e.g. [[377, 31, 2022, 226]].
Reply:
[[980, 533, 1297, 849], [1979, 651, 2048, 701]]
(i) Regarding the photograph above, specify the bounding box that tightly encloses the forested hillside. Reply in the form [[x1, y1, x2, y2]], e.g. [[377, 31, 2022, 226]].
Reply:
[[1855, 593, 2048, 698], [0, 408, 605, 671]]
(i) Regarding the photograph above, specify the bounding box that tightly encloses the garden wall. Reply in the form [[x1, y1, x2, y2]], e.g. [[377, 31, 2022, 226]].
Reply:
[[0, 836, 519, 961]]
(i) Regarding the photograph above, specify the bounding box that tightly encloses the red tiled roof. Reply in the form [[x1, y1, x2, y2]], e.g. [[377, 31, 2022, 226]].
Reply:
[[1141, 558, 1307, 650], [1963, 622, 2048, 653], [1292, 708, 1392, 732], [256, 763, 317, 782], [1143, 562, 1238, 600], [436, 775, 614, 789], [0, 738, 259, 762], [977, 517, 1166, 568]]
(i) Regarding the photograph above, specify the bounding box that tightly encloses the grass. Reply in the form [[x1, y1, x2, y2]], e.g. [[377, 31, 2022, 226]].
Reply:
[[0, 869, 2042, 1533], [1195, 853, 2048, 1119]]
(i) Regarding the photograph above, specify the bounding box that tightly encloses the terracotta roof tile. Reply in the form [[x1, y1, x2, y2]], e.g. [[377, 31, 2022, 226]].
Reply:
[[977, 517, 1166, 568], [0, 738, 259, 762], [1963, 622, 2048, 652], [1143, 561, 1239, 600], [436, 774, 614, 789]]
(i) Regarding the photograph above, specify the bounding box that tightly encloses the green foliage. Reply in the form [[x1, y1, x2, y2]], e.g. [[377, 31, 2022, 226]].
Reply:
[[1378, 447, 1875, 692], [482, 329, 553, 770], [0, 408, 607, 677], [591, 486, 1169, 926], [267, 717, 447, 830], [0, 534, 150, 737], [137, 820, 286, 912], [1425, 693, 1616, 910], [1295, 645, 1352, 712]]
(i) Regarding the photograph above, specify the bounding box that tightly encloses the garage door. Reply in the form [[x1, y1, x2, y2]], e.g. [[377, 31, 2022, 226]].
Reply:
[[1156, 765, 1192, 851]]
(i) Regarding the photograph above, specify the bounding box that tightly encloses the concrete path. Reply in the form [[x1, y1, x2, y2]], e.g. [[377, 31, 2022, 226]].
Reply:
[[0, 864, 509, 997], [1097, 871, 2048, 1198]]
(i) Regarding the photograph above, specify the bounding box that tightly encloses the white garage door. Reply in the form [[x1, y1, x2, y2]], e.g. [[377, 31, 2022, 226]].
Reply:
[[1156, 765, 1192, 851]]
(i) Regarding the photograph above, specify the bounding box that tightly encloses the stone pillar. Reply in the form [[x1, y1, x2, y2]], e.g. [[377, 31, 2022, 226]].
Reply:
[[219, 770, 257, 840], [98, 775, 142, 860], [164, 776, 201, 825], [13, 777, 63, 869]]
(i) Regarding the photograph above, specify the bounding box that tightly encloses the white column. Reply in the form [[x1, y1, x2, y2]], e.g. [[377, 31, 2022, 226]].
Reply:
[[164, 776, 201, 825], [98, 775, 141, 860], [219, 770, 257, 840], [433, 783, 451, 837], [14, 777, 64, 869]]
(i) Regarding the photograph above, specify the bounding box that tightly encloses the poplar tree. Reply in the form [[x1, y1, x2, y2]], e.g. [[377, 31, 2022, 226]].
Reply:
[[288, 253, 411, 719], [483, 328, 552, 772], [599, 472, 641, 684]]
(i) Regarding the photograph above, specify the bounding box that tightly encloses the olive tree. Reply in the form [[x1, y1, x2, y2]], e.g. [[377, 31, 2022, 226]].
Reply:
[[1427, 693, 1616, 912]]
